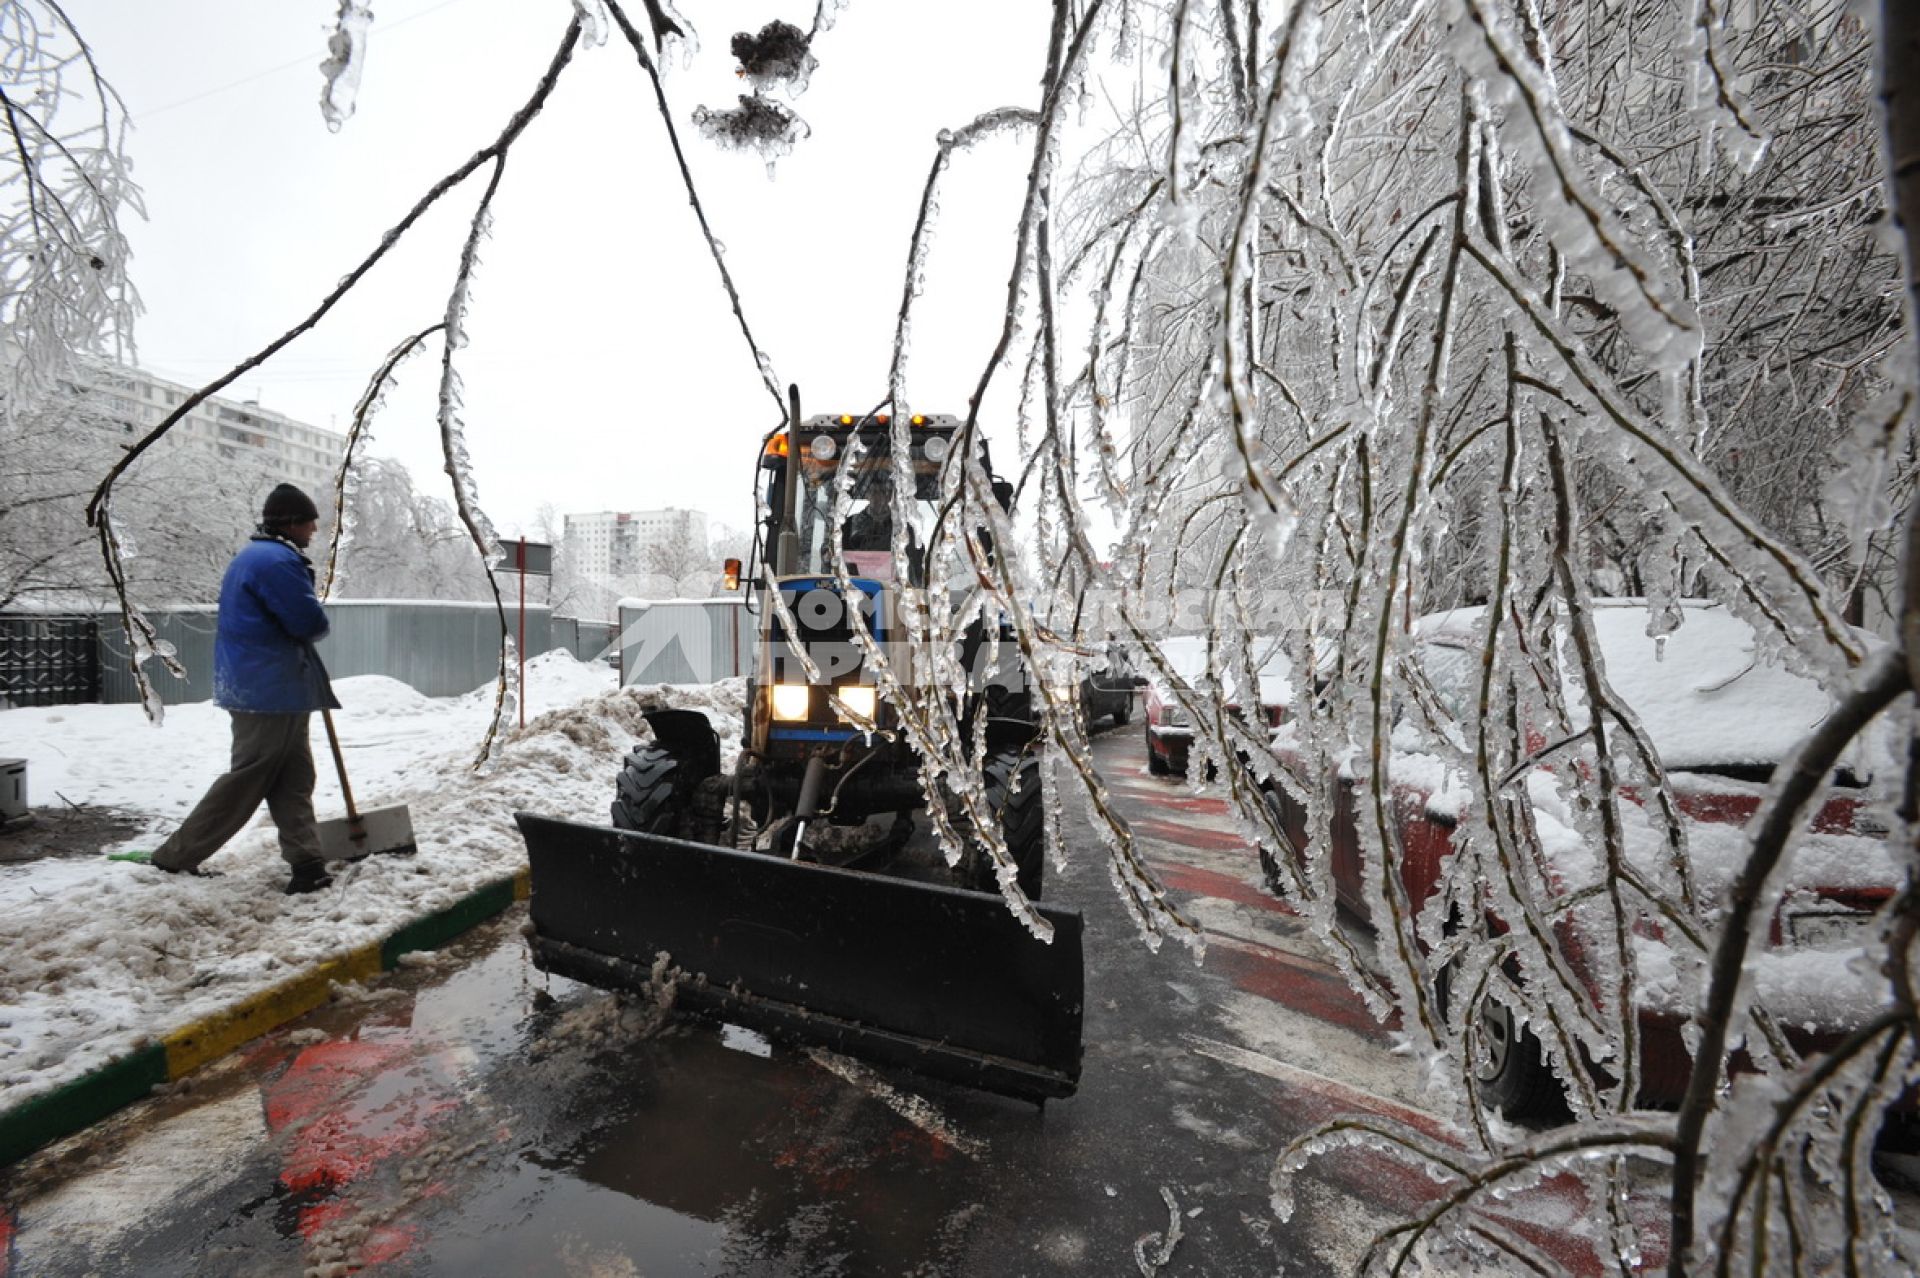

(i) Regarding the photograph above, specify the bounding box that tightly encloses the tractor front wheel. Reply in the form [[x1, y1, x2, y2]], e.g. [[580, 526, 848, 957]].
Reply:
[[983, 749, 1045, 900], [611, 744, 696, 837]]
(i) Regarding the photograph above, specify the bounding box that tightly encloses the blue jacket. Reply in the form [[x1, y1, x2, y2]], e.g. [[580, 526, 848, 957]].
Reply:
[[212, 535, 341, 714]]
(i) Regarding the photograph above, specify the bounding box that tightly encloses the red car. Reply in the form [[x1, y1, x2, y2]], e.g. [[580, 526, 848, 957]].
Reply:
[[1267, 600, 1895, 1116], [1143, 636, 1293, 775]]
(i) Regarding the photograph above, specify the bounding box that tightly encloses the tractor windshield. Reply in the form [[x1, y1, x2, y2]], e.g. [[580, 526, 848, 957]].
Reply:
[[760, 422, 969, 586], [792, 453, 939, 583]]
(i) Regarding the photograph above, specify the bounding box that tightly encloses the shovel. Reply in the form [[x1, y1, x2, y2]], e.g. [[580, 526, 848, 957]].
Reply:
[[314, 707, 416, 861]]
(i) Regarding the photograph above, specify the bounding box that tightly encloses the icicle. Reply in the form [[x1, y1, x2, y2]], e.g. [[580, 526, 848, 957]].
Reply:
[[319, 2, 374, 133]]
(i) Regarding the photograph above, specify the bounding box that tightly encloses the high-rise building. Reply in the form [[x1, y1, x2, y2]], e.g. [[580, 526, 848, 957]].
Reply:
[[563, 508, 710, 583], [70, 360, 344, 493]]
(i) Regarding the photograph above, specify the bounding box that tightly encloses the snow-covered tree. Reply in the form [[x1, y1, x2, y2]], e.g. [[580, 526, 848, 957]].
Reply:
[[326, 456, 492, 602], [1050, 3, 1916, 1272], [0, 374, 283, 608], [0, 1, 140, 411]]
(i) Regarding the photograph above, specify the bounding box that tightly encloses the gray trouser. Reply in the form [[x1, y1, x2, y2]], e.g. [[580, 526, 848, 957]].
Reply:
[[153, 712, 323, 871]]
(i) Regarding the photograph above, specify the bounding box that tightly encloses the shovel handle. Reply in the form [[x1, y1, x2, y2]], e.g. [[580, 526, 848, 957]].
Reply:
[[320, 708, 362, 825]]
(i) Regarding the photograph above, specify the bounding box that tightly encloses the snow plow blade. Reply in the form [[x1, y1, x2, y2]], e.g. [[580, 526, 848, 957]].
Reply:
[[516, 813, 1084, 1101]]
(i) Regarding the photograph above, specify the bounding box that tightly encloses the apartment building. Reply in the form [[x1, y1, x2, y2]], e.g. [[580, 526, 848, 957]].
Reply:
[[72, 359, 344, 494], [563, 508, 709, 582]]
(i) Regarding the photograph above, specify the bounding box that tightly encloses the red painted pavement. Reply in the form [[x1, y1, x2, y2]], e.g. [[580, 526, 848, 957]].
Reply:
[[255, 1033, 467, 1270], [1231, 1041, 1670, 1274], [264, 1039, 456, 1198], [1124, 790, 1231, 817], [1132, 816, 1254, 853], [1154, 859, 1298, 916], [1207, 937, 1401, 1043]]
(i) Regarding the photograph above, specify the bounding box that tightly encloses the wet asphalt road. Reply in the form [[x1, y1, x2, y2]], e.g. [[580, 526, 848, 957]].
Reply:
[[0, 725, 1630, 1276]]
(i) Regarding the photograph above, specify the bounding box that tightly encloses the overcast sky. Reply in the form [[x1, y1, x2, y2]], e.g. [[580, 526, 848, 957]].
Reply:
[[64, 0, 1052, 542]]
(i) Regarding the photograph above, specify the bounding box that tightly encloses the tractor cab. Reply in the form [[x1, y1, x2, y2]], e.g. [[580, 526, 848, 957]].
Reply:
[[760, 412, 963, 585]]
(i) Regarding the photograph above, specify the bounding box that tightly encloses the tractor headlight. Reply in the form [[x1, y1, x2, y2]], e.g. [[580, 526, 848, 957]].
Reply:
[[810, 433, 838, 462], [921, 435, 949, 463], [770, 683, 812, 721], [834, 686, 877, 721]]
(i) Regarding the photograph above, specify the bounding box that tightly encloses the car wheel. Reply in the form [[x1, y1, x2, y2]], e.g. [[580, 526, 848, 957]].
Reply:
[[1146, 730, 1169, 775], [1256, 786, 1292, 896], [1435, 961, 1566, 1122], [976, 748, 1045, 899], [610, 744, 693, 835], [1474, 994, 1565, 1120]]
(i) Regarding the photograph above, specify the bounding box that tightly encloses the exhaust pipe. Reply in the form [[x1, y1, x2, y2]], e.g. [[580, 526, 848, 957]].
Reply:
[[776, 383, 803, 576]]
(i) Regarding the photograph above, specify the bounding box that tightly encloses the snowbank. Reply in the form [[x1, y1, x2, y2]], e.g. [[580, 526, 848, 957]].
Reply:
[[0, 652, 746, 1113]]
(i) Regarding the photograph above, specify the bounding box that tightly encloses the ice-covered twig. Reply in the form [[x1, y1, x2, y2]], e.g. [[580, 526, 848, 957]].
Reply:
[[318, 1, 373, 132], [438, 159, 514, 768], [1666, 648, 1909, 1271], [320, 323, 446, 600], [1132, 1185, 1184, 1277]]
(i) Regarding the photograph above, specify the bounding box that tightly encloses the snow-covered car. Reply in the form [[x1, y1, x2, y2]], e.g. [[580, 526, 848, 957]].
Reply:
[[1266, 599, 1896, 1116], [1144, 636, 1293, 776]]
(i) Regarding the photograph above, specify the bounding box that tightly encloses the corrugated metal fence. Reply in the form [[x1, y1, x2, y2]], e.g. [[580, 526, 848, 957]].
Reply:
[[5, 603, 719, 707], [91, 602, 556, 704], [617, 598, 753, 686], [2, 604, 626, 707], [549, 616, 619, 666]]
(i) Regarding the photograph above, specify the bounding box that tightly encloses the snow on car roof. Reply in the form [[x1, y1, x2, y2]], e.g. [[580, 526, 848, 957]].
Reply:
[[1417, 600, 1851, 771], [1149, 635, 1294, 705]]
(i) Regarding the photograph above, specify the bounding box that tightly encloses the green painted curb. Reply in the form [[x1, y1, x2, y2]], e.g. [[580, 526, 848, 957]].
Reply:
[[0, 1042, 168, 1167], [1, 871, 524, 1169], [380, 877, 517, 969]]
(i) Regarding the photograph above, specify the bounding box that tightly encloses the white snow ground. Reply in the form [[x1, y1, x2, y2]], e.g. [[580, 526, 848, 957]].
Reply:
[[0, 652, 746, 1116]]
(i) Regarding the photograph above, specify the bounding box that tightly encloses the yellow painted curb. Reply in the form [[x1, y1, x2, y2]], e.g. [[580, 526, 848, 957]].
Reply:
[[162, 942, 383, 1079]]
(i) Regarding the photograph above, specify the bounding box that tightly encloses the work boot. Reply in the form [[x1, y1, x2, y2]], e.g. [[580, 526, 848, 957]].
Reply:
[[285, 861, 333, 895]]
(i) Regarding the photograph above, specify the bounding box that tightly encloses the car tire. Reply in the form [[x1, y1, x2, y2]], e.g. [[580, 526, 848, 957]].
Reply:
[[611, 744, 693, 837], [977, 748, 1045, 900], [1146, 730, 1169, 775], [1256, 786, 1290, 896], [1474, 994, 1566, 1120], [1435, 961, 1567, 1122]]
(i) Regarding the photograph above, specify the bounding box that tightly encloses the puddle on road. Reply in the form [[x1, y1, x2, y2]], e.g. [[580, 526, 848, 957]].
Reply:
[[1, 909, 990, 1276], [400, 926, 990, 1276], [264, 912, 990, 1274]]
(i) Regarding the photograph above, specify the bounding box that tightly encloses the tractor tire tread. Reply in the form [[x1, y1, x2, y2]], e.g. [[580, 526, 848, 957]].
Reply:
[[611, 745, 686, 835], [984, 748, 1045, 900]]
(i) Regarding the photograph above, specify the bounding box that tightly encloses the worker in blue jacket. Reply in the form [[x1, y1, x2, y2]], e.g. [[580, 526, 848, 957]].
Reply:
[[151, 483, 342, 894]]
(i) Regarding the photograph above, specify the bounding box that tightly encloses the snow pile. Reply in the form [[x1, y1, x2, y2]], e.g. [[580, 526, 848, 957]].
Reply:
[[0, 652, 747, 1114]]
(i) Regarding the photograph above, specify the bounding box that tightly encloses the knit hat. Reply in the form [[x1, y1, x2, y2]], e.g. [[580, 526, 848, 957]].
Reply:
[[261, 483, 320, 529]]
